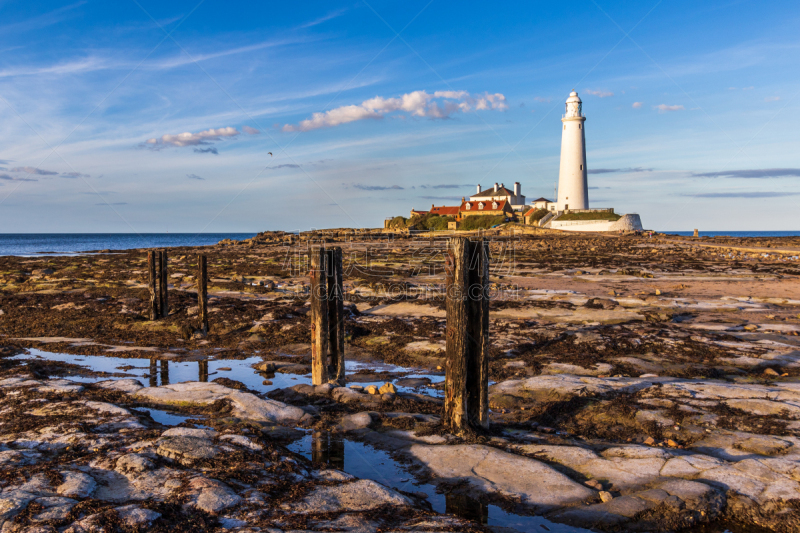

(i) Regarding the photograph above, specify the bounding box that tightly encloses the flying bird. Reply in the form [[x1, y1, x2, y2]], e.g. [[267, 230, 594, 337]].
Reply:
[[268, 152, 273, 156]]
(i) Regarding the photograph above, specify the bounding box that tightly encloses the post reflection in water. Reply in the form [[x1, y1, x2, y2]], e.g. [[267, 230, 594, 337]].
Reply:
[[159, 359, 170, 386], [311, 430, 345, 470], [198, 360, 208, 382], [149, 358, 157, 387], [445, 494, 488, 524]]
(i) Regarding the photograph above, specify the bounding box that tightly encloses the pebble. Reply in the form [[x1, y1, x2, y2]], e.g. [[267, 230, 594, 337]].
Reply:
[[599, 491, 613, 502]]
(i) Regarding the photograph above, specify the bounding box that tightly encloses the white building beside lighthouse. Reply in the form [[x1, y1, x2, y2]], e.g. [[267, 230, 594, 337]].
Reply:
[[556, 91, 589, 211]]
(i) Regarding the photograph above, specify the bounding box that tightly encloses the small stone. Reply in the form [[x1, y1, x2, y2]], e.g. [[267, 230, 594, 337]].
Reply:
[[655, 289, 661, 296], [379, 382, 397, 394], [763, 368, 779, 376], [744, 324, 758, 331], [340, 412, 374, 431], [262, 380, 272, 385], [218, 367, 232, 371], [644, 437, 656, 446], [585, 479, 603, 490], [436, 366, 443, 371], [599, 491, 613, 502], [666, 439, 679, 447], [365, 385, 379, 395]]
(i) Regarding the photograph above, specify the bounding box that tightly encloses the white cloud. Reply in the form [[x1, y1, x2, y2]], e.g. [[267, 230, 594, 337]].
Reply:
[[654, 104, 685, 113], [765, 96, 780, 102], [144, 127, 240, 148], [632, 102, 643, 109], [585, 89, 614, 98], [282, 90, 508, 132]]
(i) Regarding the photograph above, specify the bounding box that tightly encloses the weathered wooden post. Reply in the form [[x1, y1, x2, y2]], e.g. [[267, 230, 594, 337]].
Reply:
[[159, 359, 170, 386], [159, 250, 169, 317], [326, 247, 345, 382], [444, 237, 490, 434], [147, 251, 159, 320], [693, 229, 699, 238], [309, 246, 329, 385], [149, 358, 157, 387], [197, 254, 209, 335]]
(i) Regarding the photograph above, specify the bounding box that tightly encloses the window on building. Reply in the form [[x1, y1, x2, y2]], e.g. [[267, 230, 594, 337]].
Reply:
[[465, 203, 471, 210], [478, 202, 484, 209], [492, 202, 498, 209], [580, 165, 583, 170]]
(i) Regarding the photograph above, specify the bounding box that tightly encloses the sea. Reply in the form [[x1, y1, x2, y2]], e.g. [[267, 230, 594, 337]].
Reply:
[[666, 231, 800, 238], [0, 233, 257, 256], [1, 231, 799, 257]]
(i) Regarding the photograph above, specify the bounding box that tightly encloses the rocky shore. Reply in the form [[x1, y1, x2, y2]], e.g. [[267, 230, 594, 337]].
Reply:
[[2, 230, 800, 532]]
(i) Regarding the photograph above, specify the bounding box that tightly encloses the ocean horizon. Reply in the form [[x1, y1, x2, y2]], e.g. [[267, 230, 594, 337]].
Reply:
[[0, 233, 258, 256]]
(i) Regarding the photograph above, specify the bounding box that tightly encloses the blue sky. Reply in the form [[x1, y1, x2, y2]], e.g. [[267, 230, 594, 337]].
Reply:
[[0, 0, 798, 232]]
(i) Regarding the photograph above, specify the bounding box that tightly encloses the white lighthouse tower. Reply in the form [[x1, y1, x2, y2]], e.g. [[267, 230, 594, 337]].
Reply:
[[556, 91, 589, 211]]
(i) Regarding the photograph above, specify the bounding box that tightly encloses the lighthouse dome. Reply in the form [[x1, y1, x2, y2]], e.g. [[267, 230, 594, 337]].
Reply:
[[566, 91, 582, 104]]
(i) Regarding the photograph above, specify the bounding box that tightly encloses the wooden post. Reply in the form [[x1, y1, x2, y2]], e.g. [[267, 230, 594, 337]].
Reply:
[[444, 237, 489, 434], [159, 250, 169, 317], [309, 247, 329, 385], [693, 229, 699, 238], [147, 251, 159, 320], [197, 254, 208, 335], [326, 247, 345, 382], [149, 358, 157, 387]]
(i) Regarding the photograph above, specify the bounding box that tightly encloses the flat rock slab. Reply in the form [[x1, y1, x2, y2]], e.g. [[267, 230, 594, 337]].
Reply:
[[406, 444, 594, 510], [134, 381, 305, 424], [490, 374, 675, 402], [157, 436, 219, 464], [283, 479, 412, 513]]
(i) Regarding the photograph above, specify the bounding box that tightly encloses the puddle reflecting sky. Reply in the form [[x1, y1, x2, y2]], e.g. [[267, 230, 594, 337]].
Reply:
[[288, 432, 591, 533], [14, 349, 445, 398]]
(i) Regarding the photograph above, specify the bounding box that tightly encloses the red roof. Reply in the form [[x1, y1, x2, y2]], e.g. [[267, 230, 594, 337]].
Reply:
[[460, 199, 508, 213], [429, 205, 460, 216], [524, 208, 535, 217]]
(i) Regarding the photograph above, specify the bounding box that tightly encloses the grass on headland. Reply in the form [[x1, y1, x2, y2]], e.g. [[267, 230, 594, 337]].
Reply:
[[459, 215, 508, 230], [558, 211, 621, 221]]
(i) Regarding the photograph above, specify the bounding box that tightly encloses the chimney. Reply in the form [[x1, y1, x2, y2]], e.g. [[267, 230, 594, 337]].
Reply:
[[494, 182, 499, 192], [462, 196, 465, 202], [514, 182, 520, 196], [476, 184, 481, 195]]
